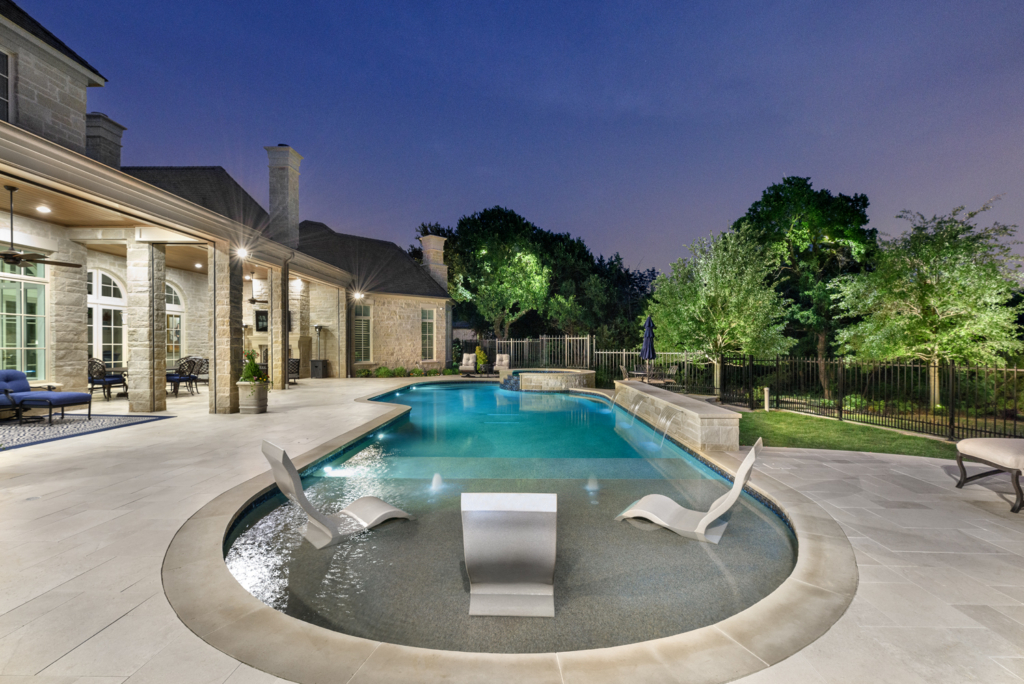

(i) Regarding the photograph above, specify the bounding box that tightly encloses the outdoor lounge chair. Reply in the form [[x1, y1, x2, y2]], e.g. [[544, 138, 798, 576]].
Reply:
[[461, 492, 557, 617], [956, 438, 1023, 513], [460, 353, 477, 376], [261, 440, 412, 549], [615, 438, 762, 543], [494, 354, 510, 371], [166, 358, 196, 397], [0, 369, 92, 424]]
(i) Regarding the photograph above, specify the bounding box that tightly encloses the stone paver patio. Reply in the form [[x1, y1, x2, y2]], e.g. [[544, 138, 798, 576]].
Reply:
[[0, 379, 1022, 683]]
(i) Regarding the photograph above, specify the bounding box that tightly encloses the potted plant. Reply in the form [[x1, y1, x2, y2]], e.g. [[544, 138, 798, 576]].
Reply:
[[238, 349, 270, 414]]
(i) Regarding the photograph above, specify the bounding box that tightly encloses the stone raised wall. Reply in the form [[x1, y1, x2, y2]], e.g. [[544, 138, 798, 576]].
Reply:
[[0, 21, 91, 153], [366, 294, 448, 370], [613, 381, 740, 452], [519, 370, 596, 392]]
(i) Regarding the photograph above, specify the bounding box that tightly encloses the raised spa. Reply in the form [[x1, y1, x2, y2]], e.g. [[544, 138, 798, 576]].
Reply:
[[224, 383, 796, 654]]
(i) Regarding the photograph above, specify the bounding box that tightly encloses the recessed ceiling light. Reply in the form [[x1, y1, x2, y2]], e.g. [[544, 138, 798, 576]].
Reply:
[[195, 263, 202, 269], [36, 206, 51, 214]]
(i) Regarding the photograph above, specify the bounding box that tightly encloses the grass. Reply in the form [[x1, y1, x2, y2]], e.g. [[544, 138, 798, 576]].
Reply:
[[740, 410, 959, 460]]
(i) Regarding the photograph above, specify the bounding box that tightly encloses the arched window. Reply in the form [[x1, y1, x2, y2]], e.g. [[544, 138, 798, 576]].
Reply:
[[86, 270, 126, 369], [165, 283, 185, 366]]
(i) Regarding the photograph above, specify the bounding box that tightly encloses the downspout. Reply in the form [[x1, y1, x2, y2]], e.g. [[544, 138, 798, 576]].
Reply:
[[280, 251, 293, 390]]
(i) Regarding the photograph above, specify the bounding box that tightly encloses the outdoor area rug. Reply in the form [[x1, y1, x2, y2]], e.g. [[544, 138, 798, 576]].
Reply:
[[0, 414, 173, 450]]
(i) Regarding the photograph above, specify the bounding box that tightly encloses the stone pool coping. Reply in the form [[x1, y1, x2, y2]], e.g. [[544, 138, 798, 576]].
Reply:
[[162, 377, 858, 684]]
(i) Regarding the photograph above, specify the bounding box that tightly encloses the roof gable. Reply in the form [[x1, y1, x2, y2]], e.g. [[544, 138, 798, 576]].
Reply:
[[299, 221, 448, 299]]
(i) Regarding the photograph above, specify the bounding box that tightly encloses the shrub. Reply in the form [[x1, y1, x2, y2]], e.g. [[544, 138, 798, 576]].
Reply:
[[357, 368, 373, 378], [442, 368, 457, 375], [476, 346, 489, 372], [425, 369, 440, 376], [453, 339, 463, 364], [393, 366, 408, 377], [410, 368, 424, 377], [375, 367, 394, 378]]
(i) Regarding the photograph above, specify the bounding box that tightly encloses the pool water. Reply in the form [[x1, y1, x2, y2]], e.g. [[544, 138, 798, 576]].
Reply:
[[225, 384, 796, 653]]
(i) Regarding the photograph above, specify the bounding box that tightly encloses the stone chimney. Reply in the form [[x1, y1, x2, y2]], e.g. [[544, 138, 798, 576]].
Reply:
[[85, 113, 126, 169], [265, 144, 302, 248], [418, 235, 448, 292]]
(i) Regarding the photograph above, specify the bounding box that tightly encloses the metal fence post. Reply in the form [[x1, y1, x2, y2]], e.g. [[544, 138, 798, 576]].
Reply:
[[837, 357, 845, 422], [948, 360, 956, 441], [747, 354, 755, 410], [775, 356, 781, 410]]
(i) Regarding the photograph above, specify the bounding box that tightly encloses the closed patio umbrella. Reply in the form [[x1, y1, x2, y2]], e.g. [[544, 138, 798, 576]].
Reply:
[[640, 316, 657, 381]]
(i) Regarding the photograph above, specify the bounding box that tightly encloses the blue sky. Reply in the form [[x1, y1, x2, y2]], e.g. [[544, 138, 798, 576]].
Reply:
[[31, 0, 1024, 272]]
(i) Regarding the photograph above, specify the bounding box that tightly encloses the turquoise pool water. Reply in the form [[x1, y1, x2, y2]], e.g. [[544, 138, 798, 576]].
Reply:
[[226, 383, 796, 653]]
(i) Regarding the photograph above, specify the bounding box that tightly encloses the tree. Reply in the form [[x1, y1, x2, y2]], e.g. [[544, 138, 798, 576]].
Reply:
[[469, 248, 551, 339], [832, 201, 1023, 407], [733, 177, 876, 397], [647, 233, 795, 360]]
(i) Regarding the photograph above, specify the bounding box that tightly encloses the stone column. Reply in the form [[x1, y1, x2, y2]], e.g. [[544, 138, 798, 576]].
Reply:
[[270, 260, 290, 390], [290, 277, 311, 377], [208, 241, 243, 413], [126, 238, 166, 413], [49, 238, 89, 391]]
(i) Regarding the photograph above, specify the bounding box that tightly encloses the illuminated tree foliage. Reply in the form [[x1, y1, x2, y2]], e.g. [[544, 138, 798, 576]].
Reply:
[[832, 202, 1023, 405], [733, 176, 876, 396], [647, 233, 794, 357]]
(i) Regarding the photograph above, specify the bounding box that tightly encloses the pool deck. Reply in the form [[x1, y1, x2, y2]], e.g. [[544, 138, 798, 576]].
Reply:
[[0, 378, 1023, 683]]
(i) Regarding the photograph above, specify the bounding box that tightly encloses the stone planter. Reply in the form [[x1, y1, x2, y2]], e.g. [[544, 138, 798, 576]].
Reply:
[[237, 381, 269, 414]]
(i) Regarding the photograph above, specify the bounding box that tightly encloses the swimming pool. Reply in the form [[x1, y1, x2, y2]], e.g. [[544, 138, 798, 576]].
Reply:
[[225, 383, 796, 653]]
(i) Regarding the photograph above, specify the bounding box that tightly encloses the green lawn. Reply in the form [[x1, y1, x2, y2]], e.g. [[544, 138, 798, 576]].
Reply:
[[740, 410, 959, 459]]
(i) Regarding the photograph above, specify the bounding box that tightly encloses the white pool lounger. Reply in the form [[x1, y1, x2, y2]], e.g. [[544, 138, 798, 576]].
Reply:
[[461, 492, 557, 617], [615, 438, 762, 544], [262, 440, 412, 549]]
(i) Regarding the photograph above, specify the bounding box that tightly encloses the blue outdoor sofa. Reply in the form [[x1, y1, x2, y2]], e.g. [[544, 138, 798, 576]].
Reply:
[[0, 369, 92, 424]]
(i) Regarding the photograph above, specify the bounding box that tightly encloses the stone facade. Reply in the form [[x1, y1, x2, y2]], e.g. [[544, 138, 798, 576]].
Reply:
[[360, 294, 449, 371], [613, 381, 740, 452], [519, 370, 596, 392], [309, 281, 345, 377], [0, 20, 95, 153]]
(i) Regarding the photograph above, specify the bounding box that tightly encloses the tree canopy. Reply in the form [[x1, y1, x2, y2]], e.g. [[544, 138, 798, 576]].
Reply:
[[732, 176, 876, 358], [647, 233, 795, 357], [832, 201, 1023, 366]]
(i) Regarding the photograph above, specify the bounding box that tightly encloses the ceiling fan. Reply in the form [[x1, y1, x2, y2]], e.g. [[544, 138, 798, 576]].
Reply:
[[247, 270, 268, 305], [2, 186, 81, 268]]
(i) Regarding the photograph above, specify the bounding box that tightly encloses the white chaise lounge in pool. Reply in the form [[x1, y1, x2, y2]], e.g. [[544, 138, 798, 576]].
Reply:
[[261, 440, 412, 549], [615, 438, 762, 544], [956, 438, 1023, 513], [461, 492, 557, 617]]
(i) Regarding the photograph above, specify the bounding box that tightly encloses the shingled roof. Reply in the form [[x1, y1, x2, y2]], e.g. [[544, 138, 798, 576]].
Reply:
[[299, 221, 448, 299], [0, 0, 104, 83], [122, 166, 270, 232]]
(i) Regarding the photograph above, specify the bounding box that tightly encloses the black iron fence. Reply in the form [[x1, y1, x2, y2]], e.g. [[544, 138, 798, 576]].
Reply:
[[698, 355, 1024, 440]]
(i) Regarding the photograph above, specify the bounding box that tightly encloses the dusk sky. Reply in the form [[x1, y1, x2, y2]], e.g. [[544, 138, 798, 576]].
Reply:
[[32, 0, 1024, 273]]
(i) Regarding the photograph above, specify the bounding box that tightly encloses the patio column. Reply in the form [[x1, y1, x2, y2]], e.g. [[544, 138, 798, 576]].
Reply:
[[208, 240, 243, 413], [126, 238, 166, 413], [50, 238, 89, 391], [270, 258, 291, 390]]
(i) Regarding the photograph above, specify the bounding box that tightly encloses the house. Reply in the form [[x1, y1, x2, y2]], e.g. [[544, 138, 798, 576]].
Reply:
[[0, 0, 451, 413]]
